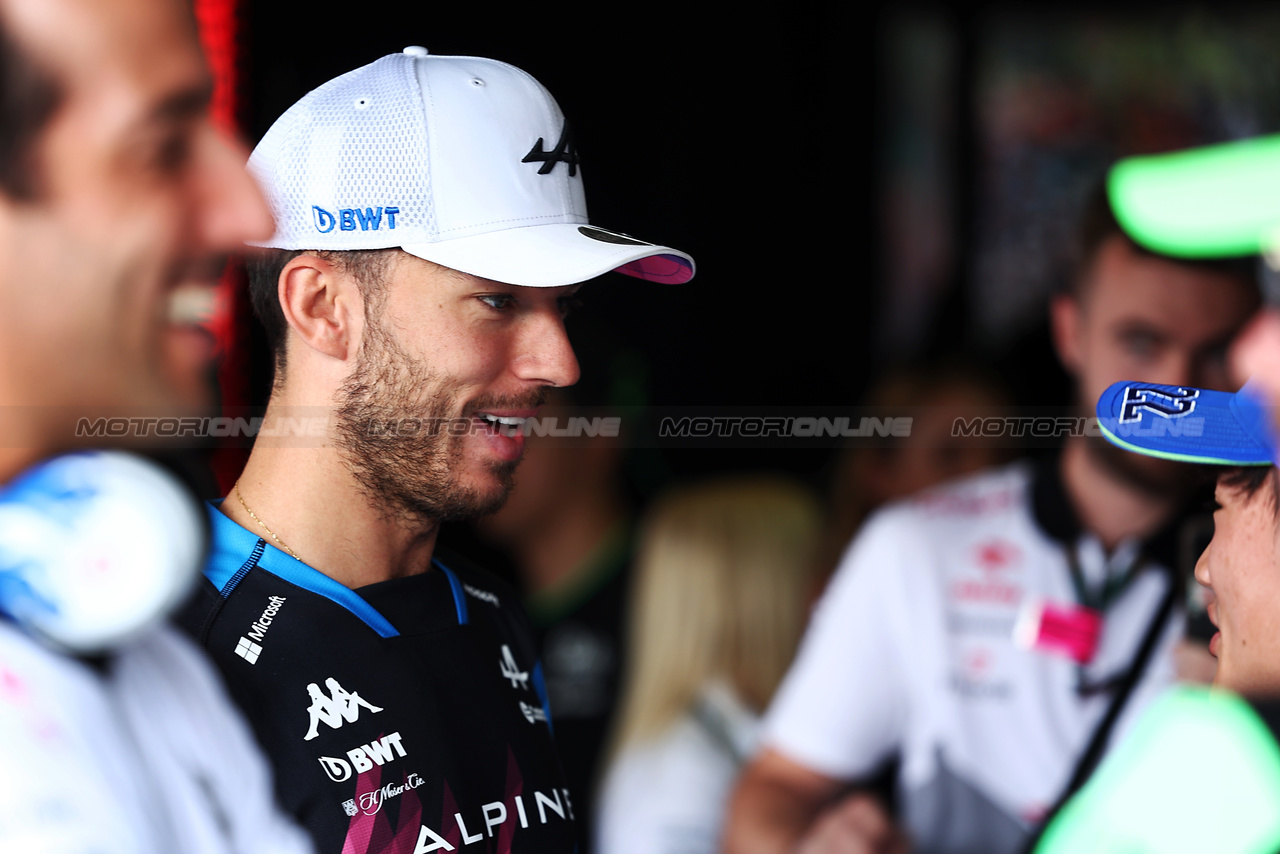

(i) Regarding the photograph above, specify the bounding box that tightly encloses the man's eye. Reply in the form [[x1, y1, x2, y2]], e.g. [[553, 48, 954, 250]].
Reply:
[[478, 294, 515, 310], [157, 136, 191, 172], [1122, 331, 1160, 359], [140, 130, 193, 177]]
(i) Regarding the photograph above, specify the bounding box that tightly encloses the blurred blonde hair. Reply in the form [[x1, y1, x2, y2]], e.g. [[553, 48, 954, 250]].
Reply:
[[608, 476, 822, 760]]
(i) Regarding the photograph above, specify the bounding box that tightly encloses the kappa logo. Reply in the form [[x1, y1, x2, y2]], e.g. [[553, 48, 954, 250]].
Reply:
[[303, 677, 384, 741], [1119, 386, 1199, 423], [521, 123, 579, 176], [312, 205, 400, 234], [317, 731, 408, 783], [500, 644, 528, 690]]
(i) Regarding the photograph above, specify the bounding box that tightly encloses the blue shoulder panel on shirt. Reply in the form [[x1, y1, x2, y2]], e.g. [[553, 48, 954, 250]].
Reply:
[[434, 560, 469, 626], [204, 501, 400, 638], [532, 661, 553, 734]]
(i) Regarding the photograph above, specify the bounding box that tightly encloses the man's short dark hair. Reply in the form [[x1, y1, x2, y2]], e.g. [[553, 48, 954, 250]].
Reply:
[[1219, 465, 1280, 520], [0, 7, 63, 200], [245, 248, 394, 385], [1069, 178, 1258, 298]]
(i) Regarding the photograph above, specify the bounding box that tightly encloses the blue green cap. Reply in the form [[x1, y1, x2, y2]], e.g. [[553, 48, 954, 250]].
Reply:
[[1096, 379, 1276, 465]]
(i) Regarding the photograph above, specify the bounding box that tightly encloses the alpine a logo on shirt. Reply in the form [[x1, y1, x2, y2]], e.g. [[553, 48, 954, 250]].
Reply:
[[317, 731, 408, 783], [500, 644, 528, 690], [304, 677, 383, 741], [234, 595, 286, 665], [312, 205, 400, 234], [413, 787, 575, 852]]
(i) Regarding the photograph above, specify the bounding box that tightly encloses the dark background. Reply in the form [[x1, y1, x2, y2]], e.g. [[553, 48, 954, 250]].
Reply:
[[236, 2, 1280, 488], [240, 2, 874, 485]]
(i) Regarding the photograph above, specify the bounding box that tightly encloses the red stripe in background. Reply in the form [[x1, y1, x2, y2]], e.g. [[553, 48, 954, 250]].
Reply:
[[195, 0, 252, 495]]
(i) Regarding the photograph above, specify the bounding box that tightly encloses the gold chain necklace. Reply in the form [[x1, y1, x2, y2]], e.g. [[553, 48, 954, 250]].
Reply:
[[234, 482, 301, 561]]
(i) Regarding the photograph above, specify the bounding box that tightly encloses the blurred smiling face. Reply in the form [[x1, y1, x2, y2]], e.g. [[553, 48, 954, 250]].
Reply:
[[0, 0, 272, 429], [1195, 467, 1280, 694]]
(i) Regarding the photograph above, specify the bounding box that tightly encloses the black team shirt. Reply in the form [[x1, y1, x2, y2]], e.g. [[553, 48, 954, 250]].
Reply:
[[178, 504, 578, 854]]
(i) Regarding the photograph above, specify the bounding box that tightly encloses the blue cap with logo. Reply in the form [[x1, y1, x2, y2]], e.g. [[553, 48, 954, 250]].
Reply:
[[1096, 380, 1276, 466]]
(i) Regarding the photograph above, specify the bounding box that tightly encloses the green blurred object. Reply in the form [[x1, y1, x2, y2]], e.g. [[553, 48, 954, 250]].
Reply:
[[1035, 687, 1280, 853], [1109, 134, 1280, 258]]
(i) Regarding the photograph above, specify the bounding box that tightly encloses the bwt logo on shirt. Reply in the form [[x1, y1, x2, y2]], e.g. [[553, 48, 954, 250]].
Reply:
[[317, 731, 408, 783], [313, 205, 400, 234]]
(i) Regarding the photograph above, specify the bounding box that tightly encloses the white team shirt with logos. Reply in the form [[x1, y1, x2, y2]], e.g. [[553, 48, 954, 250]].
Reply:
[[762, 463, 1183, 852], [0, 620, 314, 854]]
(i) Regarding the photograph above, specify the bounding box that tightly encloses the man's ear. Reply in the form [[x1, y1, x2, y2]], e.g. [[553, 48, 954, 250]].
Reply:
[[1050, 291, 1083, 377], [278, 254, 363, 362]]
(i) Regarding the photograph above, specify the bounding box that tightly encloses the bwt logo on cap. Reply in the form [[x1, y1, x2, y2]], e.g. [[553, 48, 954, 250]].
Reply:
[[312, 205, 401, 234]]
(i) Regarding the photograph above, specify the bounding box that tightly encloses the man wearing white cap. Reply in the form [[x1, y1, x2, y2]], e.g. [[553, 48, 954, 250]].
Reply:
[[176, 48, 694, 854]]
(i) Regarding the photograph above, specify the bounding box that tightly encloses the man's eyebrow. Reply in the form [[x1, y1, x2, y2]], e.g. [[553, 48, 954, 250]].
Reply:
[[1112, 318, 1168, 337], [147, 80, 215, 125]]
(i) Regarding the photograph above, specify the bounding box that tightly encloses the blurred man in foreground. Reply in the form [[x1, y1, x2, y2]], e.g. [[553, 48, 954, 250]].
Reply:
[[0, 0, 312, 851]]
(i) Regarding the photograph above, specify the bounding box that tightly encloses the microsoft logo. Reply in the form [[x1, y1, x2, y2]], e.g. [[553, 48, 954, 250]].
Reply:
[[234, 637, 263, 664]]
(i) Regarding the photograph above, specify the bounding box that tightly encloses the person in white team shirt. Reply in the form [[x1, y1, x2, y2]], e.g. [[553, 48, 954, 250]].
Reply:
[[723, 185, 1260, 854], [0, 0, 312, 851]]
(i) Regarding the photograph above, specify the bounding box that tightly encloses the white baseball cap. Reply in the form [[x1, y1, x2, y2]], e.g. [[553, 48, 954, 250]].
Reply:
[[248, 47, 695, 287]]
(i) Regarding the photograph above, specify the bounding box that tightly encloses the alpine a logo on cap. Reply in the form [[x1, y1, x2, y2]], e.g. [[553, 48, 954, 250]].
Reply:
[[522, 123, 579, 176], [1119, 385, 1200, 423], [312, 205, 401, 234]]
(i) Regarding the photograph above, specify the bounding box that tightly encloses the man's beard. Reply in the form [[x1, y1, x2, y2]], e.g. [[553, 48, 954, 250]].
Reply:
[[1083, 431, 1202, 498], [333, 321, 522, 527]]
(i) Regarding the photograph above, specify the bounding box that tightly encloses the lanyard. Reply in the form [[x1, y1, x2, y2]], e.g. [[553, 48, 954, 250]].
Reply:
[[1065, 537, 1143, 613], [1065, 537, 1145, 696]]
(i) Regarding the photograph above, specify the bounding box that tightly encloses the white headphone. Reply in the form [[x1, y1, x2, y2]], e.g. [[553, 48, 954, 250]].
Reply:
[[0, 451, 205, 653]]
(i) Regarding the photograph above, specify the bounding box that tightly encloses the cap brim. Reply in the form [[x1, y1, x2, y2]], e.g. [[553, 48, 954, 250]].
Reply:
[[1096, 381, 1276, 465], [401, 223, 694, 287], [1109, 134, 1280, 259]]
